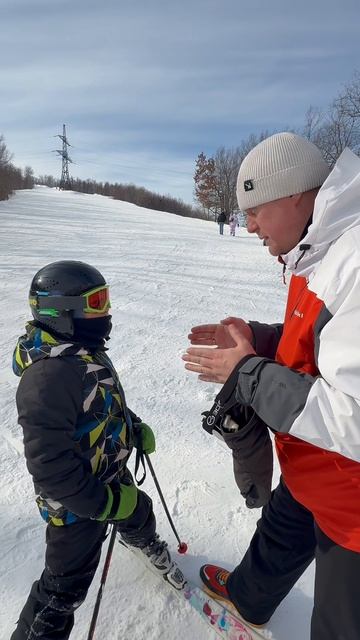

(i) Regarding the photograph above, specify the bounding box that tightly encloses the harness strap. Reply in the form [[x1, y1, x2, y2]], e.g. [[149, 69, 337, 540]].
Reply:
[[133, 425, 147, 486]]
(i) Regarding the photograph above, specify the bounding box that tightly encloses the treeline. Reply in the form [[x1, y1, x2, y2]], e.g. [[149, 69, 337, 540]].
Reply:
[[37, 174, 203, 218], [1, 137, 202, 219], [0, 135, 35, 200], [54, 177, 204, 219], [195, 70, 360, 220]]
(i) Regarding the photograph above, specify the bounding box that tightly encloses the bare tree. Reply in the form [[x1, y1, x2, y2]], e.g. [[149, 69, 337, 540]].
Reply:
[[0, 135, 37, 199], [213, 146, 240, 217], [301, 73, 360, 167], [0, 135, 15, 200], [0, 134, 12, 168], [302, 106, 324, 141], [337, 71, 360, 119], [37, 175, 57, 188], [23, 166, 35, 189], [235, 131, 272, 160], [194, 131, 273, 219]]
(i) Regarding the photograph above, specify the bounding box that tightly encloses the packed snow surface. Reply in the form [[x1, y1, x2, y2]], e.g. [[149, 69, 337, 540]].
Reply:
[[0, 187, 314, 639]]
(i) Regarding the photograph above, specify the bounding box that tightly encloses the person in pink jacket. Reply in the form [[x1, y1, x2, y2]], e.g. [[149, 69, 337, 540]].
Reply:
[[229, 214, 237, 236]]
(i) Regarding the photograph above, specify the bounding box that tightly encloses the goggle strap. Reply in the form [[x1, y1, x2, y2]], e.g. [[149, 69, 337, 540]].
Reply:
[[36, 295, 86, 311]]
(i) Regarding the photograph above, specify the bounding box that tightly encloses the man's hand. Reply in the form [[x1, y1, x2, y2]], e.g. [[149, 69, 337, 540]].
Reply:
[[182, 323, 256, 383], [188, 317, 253, 349]]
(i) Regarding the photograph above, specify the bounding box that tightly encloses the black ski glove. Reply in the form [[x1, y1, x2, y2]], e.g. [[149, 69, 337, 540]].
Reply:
[[220, 405, 273, 508], [201, 366, 273, 509]]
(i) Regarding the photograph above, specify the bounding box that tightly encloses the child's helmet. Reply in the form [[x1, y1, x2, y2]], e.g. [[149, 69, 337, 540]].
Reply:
[[29, 260, 108, 336]]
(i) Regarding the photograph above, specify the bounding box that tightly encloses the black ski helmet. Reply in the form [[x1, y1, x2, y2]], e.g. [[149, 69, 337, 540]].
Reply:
[[29, 260, 108, 336]]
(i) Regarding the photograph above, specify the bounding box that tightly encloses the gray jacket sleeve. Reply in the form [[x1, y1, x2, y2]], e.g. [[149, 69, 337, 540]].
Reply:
[[235, 356, 315, 433], [248, 321, 283, 359], [16, 357, 109, 519]]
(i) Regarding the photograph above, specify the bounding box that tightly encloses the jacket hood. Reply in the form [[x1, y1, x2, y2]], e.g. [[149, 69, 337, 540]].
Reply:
[[13, 322, 90, 377], [282, 148, 360, 277]]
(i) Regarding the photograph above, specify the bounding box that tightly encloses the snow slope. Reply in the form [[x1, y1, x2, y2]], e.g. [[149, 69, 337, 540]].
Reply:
[[0, 186, 314, 639]]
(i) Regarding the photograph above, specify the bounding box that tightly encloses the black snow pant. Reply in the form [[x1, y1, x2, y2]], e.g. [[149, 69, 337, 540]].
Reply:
[[10, 491, 156, 640], [227, 476, 360, 640]]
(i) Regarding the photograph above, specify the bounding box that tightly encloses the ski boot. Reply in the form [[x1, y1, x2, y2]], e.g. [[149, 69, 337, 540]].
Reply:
[[200, 564, 266, 628], [121, 534, 187, 590]]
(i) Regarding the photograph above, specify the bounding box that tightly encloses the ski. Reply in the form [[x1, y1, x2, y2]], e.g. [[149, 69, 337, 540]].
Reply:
[[120, 539, 272, 640], [181, 581, 269, 640]]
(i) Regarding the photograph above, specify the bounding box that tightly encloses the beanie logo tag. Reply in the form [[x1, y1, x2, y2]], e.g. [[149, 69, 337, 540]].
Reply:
[[244, 179, 254, 192]]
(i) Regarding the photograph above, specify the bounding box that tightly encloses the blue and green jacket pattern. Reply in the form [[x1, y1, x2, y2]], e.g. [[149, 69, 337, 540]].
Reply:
[[13, 323, 137, 525]]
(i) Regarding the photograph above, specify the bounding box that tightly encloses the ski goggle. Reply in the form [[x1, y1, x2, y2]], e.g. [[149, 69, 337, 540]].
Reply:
[[30, 285, 111, 317], [81, 285, 111, 314]]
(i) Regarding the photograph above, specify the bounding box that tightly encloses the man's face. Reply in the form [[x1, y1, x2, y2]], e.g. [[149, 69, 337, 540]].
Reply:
[[245, 194, 309, 256]]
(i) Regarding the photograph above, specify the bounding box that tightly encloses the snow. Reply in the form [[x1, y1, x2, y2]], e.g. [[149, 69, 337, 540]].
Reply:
[[0, 186, 314, 639]]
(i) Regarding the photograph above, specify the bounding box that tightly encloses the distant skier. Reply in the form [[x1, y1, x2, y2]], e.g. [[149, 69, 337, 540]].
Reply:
[[10, 260, 185, 640], [217, 211, 226, 235], [229, 214, 237, 236]]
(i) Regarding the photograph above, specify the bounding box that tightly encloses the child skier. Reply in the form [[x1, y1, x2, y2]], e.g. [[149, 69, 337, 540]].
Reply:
[[11, 260, 185, 640], [229, 214, 237, 236]]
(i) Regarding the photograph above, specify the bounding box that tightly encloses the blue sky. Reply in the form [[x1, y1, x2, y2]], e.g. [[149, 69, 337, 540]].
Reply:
[[1, 0, 359, 204]]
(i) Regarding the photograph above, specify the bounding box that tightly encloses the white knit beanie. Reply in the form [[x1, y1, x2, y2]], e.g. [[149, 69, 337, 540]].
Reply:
[[237, 132, 330, 210]]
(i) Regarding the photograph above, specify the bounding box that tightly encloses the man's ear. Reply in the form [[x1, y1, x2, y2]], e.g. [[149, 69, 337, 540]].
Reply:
[[294, 189, 318, 218]]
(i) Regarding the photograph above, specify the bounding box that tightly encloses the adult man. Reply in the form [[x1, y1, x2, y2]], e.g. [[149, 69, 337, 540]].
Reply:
[[11, 260, 185, 640], [217, 211, 226, 235], [182, 132, 360, 639]]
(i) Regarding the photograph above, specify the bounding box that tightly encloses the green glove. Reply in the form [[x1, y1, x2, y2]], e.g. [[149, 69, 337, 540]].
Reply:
[[97, 483, 138, 522], [134, 422, 156, 455]]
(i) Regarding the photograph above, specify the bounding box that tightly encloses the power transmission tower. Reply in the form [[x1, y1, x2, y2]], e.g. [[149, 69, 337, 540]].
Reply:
[[55, 124, 73, 190]]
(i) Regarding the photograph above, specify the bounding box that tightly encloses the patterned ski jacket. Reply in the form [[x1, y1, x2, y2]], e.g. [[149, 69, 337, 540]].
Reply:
[[13, 323, 138, 525], [236, 148, 360, 551]]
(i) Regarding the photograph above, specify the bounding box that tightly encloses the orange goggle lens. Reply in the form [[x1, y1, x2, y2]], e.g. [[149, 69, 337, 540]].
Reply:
[[82, 286, 110, 313]]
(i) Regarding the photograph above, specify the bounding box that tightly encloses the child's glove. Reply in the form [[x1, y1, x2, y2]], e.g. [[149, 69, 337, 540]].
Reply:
[[97, 483, 138, 522], [133, 422, 156, 455]]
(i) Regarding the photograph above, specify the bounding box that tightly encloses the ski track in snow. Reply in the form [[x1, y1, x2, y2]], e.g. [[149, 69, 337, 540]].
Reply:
[[0, 187, 313, 639]]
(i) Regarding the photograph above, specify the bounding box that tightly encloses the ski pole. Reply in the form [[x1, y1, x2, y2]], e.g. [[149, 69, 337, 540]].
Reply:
[[87, 524, 117, 640], [144, 452, 188, 554]]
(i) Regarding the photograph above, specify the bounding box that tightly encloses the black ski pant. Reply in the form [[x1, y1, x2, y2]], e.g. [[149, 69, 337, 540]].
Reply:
[[10, 491, 156, 640], [227, 476, 360, 640]]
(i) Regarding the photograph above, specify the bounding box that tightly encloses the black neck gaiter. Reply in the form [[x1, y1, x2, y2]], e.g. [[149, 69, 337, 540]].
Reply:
[[72, 315, 113, 349]]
